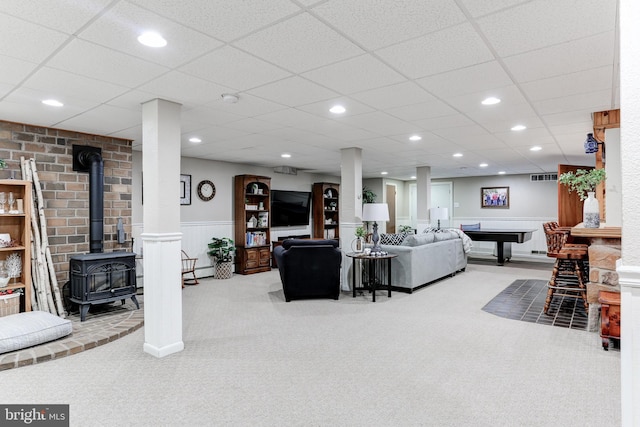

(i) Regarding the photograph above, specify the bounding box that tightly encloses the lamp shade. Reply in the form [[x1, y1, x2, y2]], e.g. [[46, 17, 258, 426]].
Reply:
[[362, 203, 389, 222], [430, 207, 448, 221]]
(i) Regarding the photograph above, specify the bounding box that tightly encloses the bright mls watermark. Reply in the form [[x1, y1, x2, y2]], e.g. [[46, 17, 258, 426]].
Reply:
[[1, 405, 69, 426]]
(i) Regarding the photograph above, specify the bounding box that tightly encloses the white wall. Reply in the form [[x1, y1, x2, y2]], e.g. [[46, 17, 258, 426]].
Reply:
[[131, 152, 338, 279]]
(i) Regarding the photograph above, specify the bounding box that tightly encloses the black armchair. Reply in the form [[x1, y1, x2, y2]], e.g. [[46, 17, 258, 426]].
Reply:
[[273, 239, 342, 302]]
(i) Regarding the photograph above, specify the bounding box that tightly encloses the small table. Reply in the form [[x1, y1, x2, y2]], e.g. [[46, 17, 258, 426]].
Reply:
[[346, 252, 397, 302]]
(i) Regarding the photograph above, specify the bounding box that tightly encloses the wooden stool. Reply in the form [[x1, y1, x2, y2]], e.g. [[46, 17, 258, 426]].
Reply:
[[543, 247, 589, 314], [598, 290, 620, 350]]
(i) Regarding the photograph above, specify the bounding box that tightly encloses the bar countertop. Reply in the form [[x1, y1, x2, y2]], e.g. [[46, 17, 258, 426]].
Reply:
[[570, 222, 621, 239]]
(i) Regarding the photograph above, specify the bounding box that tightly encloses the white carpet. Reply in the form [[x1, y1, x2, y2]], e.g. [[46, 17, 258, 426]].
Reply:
[[0, 261, 620, 426]]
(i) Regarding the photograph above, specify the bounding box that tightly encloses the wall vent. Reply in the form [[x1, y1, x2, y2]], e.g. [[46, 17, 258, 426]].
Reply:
[[273, 166, 297, 175], [530, 173, 557, 182]]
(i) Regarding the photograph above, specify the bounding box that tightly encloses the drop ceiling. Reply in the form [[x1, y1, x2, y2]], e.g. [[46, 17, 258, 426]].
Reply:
[[0, 0, 619, 179]]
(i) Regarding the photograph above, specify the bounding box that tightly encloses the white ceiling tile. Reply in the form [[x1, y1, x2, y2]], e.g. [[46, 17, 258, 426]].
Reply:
[[130, 0, 300, 41], [47, 39, 169, 88], [351, 82, 437, 110], [521, 66, 614, 102], [533, 89, 613, 116], [504, 32, 616, 83], [56, 104, 141, 136], [138, 72, 234, 107], [458, 0, 530, 17], [180, 46, 291, 91], [478, 0, 618, 57], [387, 100, 458, 122], [376, 23, 494, 79], [312, 0, 466, 50], [205, 93, 288, 118], [340, 112, 418, 137], [412, 114, 475, 131], [247, 76, 339, 107], [295, 97, 375, 119], [235, 13, 363, 73], [463, 102, 538, 124], [181, 106, 245, 127], [24, 67, 129, 104], [302, 55, 405, 94], [443, 86, 529, 116], [0, 55, 39, 85], [78, 2, 223, 68], [417, 61, 513, 98], [0, 0, 112, 34], [0, 13, 69, 63], [222, 118, 285, 134]]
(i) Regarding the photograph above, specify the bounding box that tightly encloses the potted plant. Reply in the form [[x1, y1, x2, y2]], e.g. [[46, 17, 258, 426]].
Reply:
[[207, 237, 236, 279], [362, 186, 376, 204], [558, 168, 606, 200], [353, 226, 367, 252], [558, 168, 606, 228]]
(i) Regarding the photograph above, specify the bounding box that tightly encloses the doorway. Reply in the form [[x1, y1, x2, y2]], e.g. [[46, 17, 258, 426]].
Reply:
[[431, 182, 453, 228], [386, 184, 396, 233]]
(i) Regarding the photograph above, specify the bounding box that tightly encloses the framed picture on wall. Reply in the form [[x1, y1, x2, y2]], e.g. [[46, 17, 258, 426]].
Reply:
[[180, 174, 191, 205], [481, 186, 509, 208]]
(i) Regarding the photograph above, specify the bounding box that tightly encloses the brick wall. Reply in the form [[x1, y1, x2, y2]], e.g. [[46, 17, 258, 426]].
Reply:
[[0, 120, 132, 284]]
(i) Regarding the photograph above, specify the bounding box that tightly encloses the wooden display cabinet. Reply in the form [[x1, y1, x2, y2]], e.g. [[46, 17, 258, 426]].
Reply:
[[0, 179, 32, 312], [234, 175, 271, 274], [312, 182, 339, 241]]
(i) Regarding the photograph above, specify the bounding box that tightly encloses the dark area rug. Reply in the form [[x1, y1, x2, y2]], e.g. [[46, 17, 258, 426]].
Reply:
[[482, 279, 588, 330]]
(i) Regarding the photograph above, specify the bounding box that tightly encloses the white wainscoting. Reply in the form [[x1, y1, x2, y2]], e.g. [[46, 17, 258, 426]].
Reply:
[[132, 221, 234, 286], [453, 217, 555, 259]]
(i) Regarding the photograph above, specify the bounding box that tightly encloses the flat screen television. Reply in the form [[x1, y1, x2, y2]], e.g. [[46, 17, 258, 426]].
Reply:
[[271, 190, 312, 227]]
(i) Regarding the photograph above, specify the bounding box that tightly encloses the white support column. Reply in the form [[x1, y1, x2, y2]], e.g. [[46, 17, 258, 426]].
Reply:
[[619, 1, 640, 424], [416, 166, 431, 232], [141, 98, 184, 358], [340, 147, 363, 291]]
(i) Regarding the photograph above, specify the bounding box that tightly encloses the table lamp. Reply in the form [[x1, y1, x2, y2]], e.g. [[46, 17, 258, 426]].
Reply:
[[430, 207, 448, 230], [362, 203, 389, 253]]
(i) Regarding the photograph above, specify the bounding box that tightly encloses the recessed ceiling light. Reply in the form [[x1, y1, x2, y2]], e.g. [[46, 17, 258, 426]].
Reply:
[[137, 31, 167, 48], [479, 163, 488, 168], [498, 171, 506, 175], [329, 105, 346, 114], [481, 97, 501, 105], [188, 137, 202, 143], [410, 176, 416, 180], [281, 153, 291, 158], [409, 135, 422, 141], [381, 171, 388, 175], [221, 93, 239, 104], [530, 146, 542, 151], [453, 153, 463, 157], [42, 99, 63, 107], [511, 124, 526, 131]]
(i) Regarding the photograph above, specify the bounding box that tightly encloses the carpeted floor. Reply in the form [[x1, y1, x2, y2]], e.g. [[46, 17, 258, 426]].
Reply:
[[482, 279, 588, 330]]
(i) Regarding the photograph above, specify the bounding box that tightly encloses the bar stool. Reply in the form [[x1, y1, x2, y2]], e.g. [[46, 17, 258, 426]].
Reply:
[[542, 222, 589, 314]]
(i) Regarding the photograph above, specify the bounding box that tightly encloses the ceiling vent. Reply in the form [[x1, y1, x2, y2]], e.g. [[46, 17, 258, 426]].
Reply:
[[273, 166, 297, 175], [530, 173, 557, 182]]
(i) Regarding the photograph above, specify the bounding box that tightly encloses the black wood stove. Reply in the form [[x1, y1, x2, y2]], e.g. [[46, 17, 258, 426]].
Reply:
[[69, 145, 138, 321], [69, 252, 139, 321]]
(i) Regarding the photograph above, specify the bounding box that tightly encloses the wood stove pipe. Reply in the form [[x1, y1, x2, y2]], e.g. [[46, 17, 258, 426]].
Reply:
[[73, 145, 104, 253]]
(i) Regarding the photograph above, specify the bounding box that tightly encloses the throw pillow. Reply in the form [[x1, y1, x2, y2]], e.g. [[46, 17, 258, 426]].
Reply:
[[380, 233, 407, 246]]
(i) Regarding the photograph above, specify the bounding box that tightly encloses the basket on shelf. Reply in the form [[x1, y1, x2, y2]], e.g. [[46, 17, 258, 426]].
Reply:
[[0, 293, 20, 317]]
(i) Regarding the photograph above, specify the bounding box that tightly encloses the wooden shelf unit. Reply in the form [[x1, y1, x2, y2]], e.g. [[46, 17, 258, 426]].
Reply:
[[234, 175, 271, 275], [0, 179, 32, 312], [313, 182, 339, 241]]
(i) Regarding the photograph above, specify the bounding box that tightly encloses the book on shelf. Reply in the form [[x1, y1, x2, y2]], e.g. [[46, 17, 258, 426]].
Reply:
[[246, 231, 267, 246]]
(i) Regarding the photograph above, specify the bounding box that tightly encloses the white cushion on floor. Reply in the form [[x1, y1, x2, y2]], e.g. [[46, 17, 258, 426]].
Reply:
[[0, 311, 72, 354]]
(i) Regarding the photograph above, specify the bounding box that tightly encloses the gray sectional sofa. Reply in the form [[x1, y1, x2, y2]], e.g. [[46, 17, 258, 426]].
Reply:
[[379, 229, 470, 293]]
